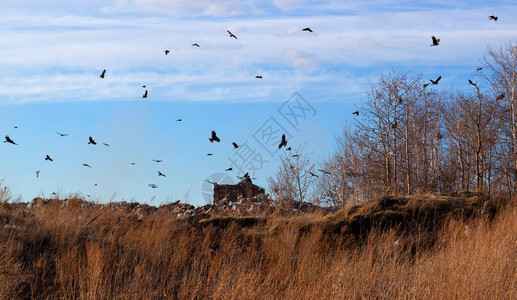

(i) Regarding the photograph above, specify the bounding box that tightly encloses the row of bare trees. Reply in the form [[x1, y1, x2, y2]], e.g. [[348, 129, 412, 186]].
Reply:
[[269, 41, 517, 207]]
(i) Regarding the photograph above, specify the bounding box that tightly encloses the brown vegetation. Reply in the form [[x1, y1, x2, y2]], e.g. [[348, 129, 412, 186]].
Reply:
[[0, 192, 515, 299]]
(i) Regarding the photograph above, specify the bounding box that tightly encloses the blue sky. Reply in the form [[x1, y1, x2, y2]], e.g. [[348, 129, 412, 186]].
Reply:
[[1, 0, 516, 205]]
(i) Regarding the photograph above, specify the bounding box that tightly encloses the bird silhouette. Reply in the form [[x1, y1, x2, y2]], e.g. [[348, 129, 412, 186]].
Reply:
[[278, 134, 287, 149], [103, 143, 110, 147], [165, 50, 170, 55], [209, 131, 220, 143], [227, 30, 237, 39], [256, 75, 262, 79], [318, 169, 331, 175], [192, 43, 200, 47], [423, 83, 430, 88], [286, 147, 292, 151], [207, 153, 213, 156], [292, 154, 300, 157], [430, 76, 442, 85], [56, 132, 69, 137], [225, 167, 233, 171], [152, 160, 163, 163], [431, 36, 440, 46], [232, 142, 239, 149], [3, 136, 17, 145], [309, 171, 319, 178], [148, 184, 158, 189], [88, 137, 97, 145], [468, 79, 477, 87], [488, 15, 498, 21], [352, 111, 359, 116], [302, 27, 313, 32], [158, 171, 166, 177], [100, 69, 106, 78], [176, 119, 182, 122], [35, 170, 40, 178], [143, 90, 148, 98], [496, 93, 505, 100], [476, 67, 483, 71], [83, 163, 92, 168], [45, 155, 53, 162], [131, 162, 135, 165]]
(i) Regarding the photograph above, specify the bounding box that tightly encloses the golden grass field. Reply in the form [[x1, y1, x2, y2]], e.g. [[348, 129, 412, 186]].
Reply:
[[0, 192, 516, 299]]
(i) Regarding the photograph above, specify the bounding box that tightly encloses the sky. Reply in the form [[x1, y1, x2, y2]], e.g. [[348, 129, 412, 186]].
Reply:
[[1, 0, 516, 206]]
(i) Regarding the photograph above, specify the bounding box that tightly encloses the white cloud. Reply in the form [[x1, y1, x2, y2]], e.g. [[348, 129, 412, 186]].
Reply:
[[272, 0, 305, 10]]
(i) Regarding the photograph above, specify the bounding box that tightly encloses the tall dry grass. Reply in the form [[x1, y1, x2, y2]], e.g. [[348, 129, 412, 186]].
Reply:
[[0, 194, 515, 299]]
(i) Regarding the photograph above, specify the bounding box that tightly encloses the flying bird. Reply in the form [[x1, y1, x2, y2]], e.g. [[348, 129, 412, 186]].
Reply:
[[35, 170, 40, 178], [56, 132, 69, 137], [3, 136, 17, 145], [142, 85, 146, 88], [302, 27, 313, 32], [192, 43, 200, 47], [158, 171, 166, 177], [309, 171, 319, 178], [352, 111, 359, 116], [468, 79, 477, 87], [100, 69, 106, 78], [207, 153, 213, 156], [148, 184, 158, 189], [176, 119, 182, 122], [278, 134, 287, 149], [227, 30, 237, 39], [423, 83, 430, 88], [476, 67, 483, 71], [143, 90, 148, 98], [488, 15, 498, 21], [318, 169, 331, 175], [225, 167, 233, 171], [256, 75, 262, 79], [430, 76, 442, 85], [292, 154, 300, 157], [286, 147, 292, 151], [83, 163, 92, 168], [232, 142, 239, 149], [152, 160, 163, 163], [431, 36, 440, 46], [165, 50, 170, 55], [45, 155, 53, 162], [13, 126, 18, 129], [209, 131, 220, 143], [131, 162, 135, 165], [88, 137, 97, 145], [496, 93, 505, 100], [103, 143, 110, 147]]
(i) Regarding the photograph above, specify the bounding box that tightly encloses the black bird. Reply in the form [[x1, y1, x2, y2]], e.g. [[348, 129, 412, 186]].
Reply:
[[56, 132, 69, 137], [256, 75, 262, 79], [207, 153, 213, 156], [13, 126, 17, 129], [352, 111, 359, 116], [152, 159, 163, 163], [430, 76, 442, 85], [143, 90, 148, 98], [158, 171, 166, 177], [496, 93, 505, 100], [431, 36, 440, 46], [225, 167, 233, 171], [476, 67, 483, 71], [423, 83, 430, 88], [165, 50, 170, 55], [209, 130, 220, 143], [309, 171, 319, 178], [148, 184, 158, 189], [302, 27, 313, 32], [83, 163, 92, 168], [100, 69, 106, 78], [227, 30, 237, 39], [318, 169, 331, 175], [176, 119, 182, 121], [88, 136, 97, 145], [232, 142, 239, 149], [488, 15, 498, 21], [45, 155, 53, 161], [142, 85, 146, 88], [36, 170, 40, 178], [131, 162, 135, 165], [103, 143, 110, 147], [278, 134, 287, 149], [238, 172, 250, 180], [468, 79, 477, 87], [3, 136, 17, 145], [286, 147, 292, 151], [192, 43, 200, 47], [292, 154, 300, 157]]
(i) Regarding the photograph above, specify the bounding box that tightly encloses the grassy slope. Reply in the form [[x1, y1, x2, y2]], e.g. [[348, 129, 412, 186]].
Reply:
[[0, 193, 515, 299]]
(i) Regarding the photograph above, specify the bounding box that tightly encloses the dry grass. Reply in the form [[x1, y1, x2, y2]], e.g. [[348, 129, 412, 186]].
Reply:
[[0, 192, 515, 299]]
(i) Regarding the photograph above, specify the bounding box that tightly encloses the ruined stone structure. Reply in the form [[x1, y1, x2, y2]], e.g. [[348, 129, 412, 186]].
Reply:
[[212, 177, 265, 205]]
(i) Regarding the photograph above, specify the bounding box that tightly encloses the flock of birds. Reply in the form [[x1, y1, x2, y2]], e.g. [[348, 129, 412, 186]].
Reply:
[[2, 14, 506, 197], [349, 15, 504, 118]]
